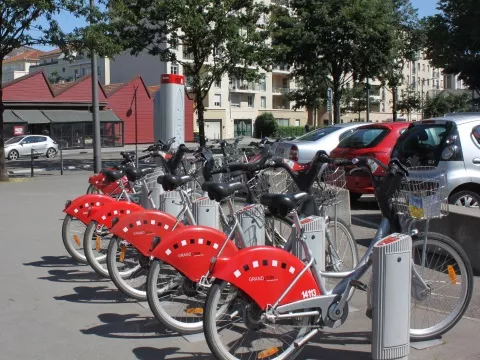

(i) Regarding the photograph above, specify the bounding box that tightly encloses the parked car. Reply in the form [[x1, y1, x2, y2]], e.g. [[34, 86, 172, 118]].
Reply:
[[270, 122, 367, 162], [392, 113, 480, 208], [330, 122, 410, 201], [4, 135, 58, 161]]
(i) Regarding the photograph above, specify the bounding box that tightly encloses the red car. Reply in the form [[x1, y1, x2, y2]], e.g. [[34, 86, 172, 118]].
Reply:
[[330, 122, 410, 201]]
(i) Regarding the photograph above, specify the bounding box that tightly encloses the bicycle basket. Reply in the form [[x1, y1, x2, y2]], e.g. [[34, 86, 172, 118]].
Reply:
[[392, 166, 448, 220], [311, 165, 346, 207]]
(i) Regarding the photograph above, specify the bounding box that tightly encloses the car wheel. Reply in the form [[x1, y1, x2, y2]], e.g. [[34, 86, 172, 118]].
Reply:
[[449, 190, 480, 209], [349, 192, 362, 202], [46, 147, 57, 159], [7, 150, 19, 161]]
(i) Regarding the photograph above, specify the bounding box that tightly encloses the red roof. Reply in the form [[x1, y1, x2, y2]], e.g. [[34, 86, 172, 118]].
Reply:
[[103, 83, 126, 96], [148, 85, 161, 97], [38, 48, 62, 58], [3, 50, 44, 64]]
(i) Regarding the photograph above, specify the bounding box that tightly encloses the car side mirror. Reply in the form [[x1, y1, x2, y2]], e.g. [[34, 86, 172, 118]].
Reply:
[[20, 142, 24, 146]]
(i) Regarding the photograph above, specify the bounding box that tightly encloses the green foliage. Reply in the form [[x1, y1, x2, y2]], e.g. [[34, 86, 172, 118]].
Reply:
[[271, 0, 398, 123], [378, 0, 426, 120], [109, 0, 270, 145], [254, 112, 278, 138], [397, 89, 421, 117], [424, 0, 480, 94], [275, 126, 308, 138], [342, 83, 380, 120], [423, 92, 474, 118]]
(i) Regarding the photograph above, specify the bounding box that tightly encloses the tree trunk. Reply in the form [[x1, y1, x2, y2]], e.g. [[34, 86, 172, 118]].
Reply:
[[392, 87, 398, 121], [195, 91, 206, 146], [333, 88, 341, 124], [0, 60, 8, 182]]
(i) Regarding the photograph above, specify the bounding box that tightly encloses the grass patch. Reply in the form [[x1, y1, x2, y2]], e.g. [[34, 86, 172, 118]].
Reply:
[[0, 177, 32, 183]]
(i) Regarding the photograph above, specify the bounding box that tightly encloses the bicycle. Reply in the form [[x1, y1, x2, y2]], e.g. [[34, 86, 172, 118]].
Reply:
[[202, 154, 473, 360]]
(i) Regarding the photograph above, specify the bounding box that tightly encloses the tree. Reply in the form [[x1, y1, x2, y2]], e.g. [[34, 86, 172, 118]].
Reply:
[[109, 0, 270, 146], [254, 112, 277, 138], [423, 92, 474, 118], [342, 83, 380, 121], [424, 0, 480, 95], [379, 0, 426, 121], [397, 88, 421, 120], [271, 0, 398, 124], [0, 0, 87, 181]]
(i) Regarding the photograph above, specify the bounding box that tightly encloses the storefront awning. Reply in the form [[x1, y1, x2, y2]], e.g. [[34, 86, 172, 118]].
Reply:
[[41, 109, 122, 123], [3, 110, 27, 123], [12, 109, 51, 124]]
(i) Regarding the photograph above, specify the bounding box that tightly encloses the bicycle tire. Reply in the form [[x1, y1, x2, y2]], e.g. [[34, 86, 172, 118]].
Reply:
[[62, 214, 88, 263], [83, 221, 110, 278], [204, 279, 315, 360], [410, 231, 473, 341], [106, 237, 148, 301]]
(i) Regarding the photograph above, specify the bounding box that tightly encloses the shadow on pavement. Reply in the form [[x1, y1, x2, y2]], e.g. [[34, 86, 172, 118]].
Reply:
[[351, 198, 379, 211], [80, 312, 175, 339], [133, 347, 213, 360], [24, 255, 79, 268], [54, 285, 132, 304], [301, 331, 372, 359], [38, 268, 108, 282], [351, 213, 382, 230]]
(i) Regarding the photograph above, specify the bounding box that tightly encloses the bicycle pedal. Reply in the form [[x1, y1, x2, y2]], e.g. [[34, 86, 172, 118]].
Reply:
[[350, 280, 368, 292]]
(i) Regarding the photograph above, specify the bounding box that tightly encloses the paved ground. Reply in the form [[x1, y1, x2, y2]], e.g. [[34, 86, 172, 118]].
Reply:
[[0, 173, 479, 360]]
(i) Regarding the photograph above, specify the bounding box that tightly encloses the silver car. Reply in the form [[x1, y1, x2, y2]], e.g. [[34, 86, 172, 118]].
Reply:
[[271, 122, 367, 162], [4, 135, 58, 160], [392, 113, 480, 208]]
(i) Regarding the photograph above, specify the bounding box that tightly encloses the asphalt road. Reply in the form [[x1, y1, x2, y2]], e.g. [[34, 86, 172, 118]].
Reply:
[[1, 172, 479, 360]]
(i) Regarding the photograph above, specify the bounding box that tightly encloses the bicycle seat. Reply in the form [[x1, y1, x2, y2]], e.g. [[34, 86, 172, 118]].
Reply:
[[202, 181, 247, 202], [260, 192, 311, 217], [124, 167, 155, 182], [157, 174, 193, 191], [103, 170, 124, 183]]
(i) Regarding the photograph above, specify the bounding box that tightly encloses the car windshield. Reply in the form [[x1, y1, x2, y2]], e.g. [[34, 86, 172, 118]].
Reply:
[[5, 136, 25, 145], [296, 126, 340, 141], [392, 123, 452, 166], [337, 127, 389, 148]]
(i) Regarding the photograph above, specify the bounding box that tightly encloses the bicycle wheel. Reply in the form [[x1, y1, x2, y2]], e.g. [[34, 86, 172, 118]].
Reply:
[[83, 221, 112, 278], [410, 232, 473, 341], [86, 184, 101, 194], [204, 279, 315, 360], [106, 237, 149, 300], [146, 259, 207, 334], [62, 214, 88, 263], [323, 219, 358, 293]]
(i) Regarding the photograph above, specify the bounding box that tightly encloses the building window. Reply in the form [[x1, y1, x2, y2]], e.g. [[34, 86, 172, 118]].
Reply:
[[295, 119, 300, 127], [247, 95, 254, 108], [62, 67, 65, 73], [170, 64, 179, 74], [260, 96, 266, 108], [427, 79, 430, 86], [422, 64, 425, 71], [214, 94, 221, 107], [259, 74, 266, 91], [276, 118, 289, 127], [231, 94, 240, 107], [214, 80, 221, 88]]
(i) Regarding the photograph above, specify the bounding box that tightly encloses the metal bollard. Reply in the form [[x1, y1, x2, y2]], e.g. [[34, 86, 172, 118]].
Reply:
[[60, 147, 64, 175], [30, 148, 34, 177], [372, 233, 412, 360]]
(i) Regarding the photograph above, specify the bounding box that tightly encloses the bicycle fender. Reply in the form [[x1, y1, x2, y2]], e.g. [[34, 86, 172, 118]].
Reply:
[[63, 194, 117, 225], [109, 210, 184, 256], [211, 247, 321, 310], [89, 171, 130, 195], [88, 201, 144, 228], [150, 226, 238, 282]]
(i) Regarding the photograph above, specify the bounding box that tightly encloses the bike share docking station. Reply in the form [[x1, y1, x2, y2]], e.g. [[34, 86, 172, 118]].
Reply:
[[372, 233, 412, 360]]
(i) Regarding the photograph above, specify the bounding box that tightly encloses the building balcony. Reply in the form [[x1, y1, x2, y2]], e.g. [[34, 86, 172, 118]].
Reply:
[[30, 60, 59, 68], [272, 64, 290, 73], [272, 86, 290, 94], [182, 52, 194, 61], [229, 82, 261, 92]]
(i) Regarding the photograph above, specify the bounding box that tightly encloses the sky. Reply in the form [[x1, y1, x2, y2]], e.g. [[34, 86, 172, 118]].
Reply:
[[33, 0, 440, 51]]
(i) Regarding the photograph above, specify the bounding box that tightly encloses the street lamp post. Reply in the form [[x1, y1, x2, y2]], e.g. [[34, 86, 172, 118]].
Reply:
[[90, 0, 101, 173]]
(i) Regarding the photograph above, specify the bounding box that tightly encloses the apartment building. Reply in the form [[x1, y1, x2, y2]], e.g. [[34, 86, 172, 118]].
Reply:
[[341, 51, 447, 123], [2, 49, 44, 83], [28, 48, 111, 85]]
